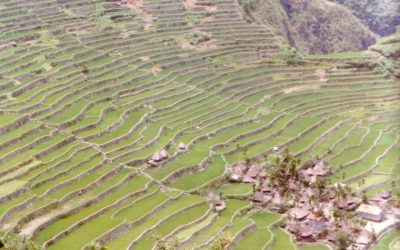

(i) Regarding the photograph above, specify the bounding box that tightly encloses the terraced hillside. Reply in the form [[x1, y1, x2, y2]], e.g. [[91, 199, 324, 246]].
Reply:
[[0, 0, 399, 249]]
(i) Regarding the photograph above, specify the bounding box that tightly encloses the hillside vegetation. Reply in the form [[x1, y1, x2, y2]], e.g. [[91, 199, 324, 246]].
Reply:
[[369, 26, 400, 78], [329, 0, 400, 36], [0, 0, 398, 249], [239, 0, 376, 54]]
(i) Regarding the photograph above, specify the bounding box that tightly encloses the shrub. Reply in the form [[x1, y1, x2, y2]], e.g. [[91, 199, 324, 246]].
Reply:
[[0, 232, 42, 250], [188, 31, 211, 45], [277, 45, 305, 65]]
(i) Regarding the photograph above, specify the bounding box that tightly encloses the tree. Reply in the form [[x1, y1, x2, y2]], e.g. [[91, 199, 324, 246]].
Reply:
[[155, 237, 179, 250], [208, 233, 231, 250], [362, 191, 368, 203], [336, 231, 352, 250]]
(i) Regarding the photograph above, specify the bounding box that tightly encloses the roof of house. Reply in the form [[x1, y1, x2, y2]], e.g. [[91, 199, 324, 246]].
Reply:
[[313, 160, 329, 176], [246, 164, 261, 177], [160, 149, 169, 158], [178, 142, 186, 150], [303, 168, 314, 176], [355, 230, 370, 245], [290, 208, 310, 220], [379, 190, 391, 199], [151, 151, 163, 161], [356, 204, 383, 216], [347, 196, 361, 205], [234, 163, 247, 172]]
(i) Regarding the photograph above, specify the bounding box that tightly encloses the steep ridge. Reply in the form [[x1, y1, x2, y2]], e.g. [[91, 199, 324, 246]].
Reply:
[[239, 0, 376, 54]]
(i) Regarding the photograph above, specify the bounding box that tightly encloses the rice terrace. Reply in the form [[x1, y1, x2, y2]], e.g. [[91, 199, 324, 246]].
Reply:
[[0, 0, 399, 249]]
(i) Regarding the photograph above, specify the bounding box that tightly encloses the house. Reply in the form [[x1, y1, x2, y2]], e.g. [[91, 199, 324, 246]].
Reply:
[[258, 169, 267, 179], [394, 209, 400, 219], [303, 167, 314, 177], [207, 192, 226, 212], [272, 192, 283, 206], [288, 180, 298, 191], [252, 192, 271, 206], [368, 193, 388, 207], [356, 204, 384, 222], [261, 184, 273, 194], [242, 164, 261, 183], [160, 149, 169, 159], [299, 225, 314, 240], [308, 213, 327, 230], [378, 190, 391, 199], [313, 160, 330, 176], [229, 163, 247, 182], [287, 221, 300, 234], [177, 142, 187, 151], [148, 151, 163, 165], [355, 230, 371, 249], [299, 194, 310, 205], [290, 208, 310, 221]]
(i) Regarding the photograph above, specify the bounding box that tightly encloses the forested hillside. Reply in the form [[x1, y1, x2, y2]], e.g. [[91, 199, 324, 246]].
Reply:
[[329, 0, 400, 36], [239, 0, 376, 54]]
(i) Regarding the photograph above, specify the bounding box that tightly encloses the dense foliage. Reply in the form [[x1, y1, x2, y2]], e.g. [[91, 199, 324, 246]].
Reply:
[[329, 0, 400, 36], [239, 0, 376, 54], [0, 233, 42, 250]]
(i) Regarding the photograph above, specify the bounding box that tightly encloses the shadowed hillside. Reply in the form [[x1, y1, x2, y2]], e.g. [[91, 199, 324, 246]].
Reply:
[[239, 0, 376, 54]]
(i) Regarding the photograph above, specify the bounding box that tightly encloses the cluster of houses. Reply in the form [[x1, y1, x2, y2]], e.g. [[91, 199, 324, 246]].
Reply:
[[147, 142, 187, 166], [228, 159, 397, 249]]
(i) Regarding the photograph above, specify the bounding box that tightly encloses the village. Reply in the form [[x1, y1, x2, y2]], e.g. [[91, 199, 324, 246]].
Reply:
[[206, 150, 400, 250]]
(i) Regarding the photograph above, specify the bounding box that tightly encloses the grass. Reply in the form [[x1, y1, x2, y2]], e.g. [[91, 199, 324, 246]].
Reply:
[[270, 228, 296, 250], [372, 230, 400, 250]]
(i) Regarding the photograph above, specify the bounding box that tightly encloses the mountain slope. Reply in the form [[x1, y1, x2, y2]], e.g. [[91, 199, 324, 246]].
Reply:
[[329, 0, 400, 36], [240, 0, 376, 54]]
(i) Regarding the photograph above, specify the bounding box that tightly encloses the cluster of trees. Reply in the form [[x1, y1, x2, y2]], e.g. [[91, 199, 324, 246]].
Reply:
[[328, 0, 400, 36], [0, 233, 42, 250], [155, 233, 231, 250]]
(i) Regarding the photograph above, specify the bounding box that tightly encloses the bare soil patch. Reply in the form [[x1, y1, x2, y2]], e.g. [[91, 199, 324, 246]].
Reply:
[[115, 0, 153, 29], [184, 0, 217, 12], [283, 85, 320, 94], [314, 68, 328, 82], [180, 38, 218, 51]]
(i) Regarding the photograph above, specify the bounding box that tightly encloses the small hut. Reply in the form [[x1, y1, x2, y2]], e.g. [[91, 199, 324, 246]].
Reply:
[[178, 142, 187, 151], [229, 163, 247, 182], [243, 164, 261, 183]]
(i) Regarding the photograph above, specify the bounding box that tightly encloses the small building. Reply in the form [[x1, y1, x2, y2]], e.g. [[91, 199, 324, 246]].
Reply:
[[177, 142, 187, 151], [299, 225, 314, 240], [160, 149, 169, 159], [207, 192, 226, 212], [148, 152, 163, 165], [229, 163, 247, 182], [313, 160, 330, 176], [287, 221, 300, 234], [288, 180, 297, 191], [308, 213, 327, 231], [379, 190, 391, 199], [290, 208, 310, 221], [252, 192, 271, 206], [355, 230, 371, 249], [394, 209, 400, 219], [356, 204, 384, 222], [261, 184, 273, 194], [242, 164, 261, 183]]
